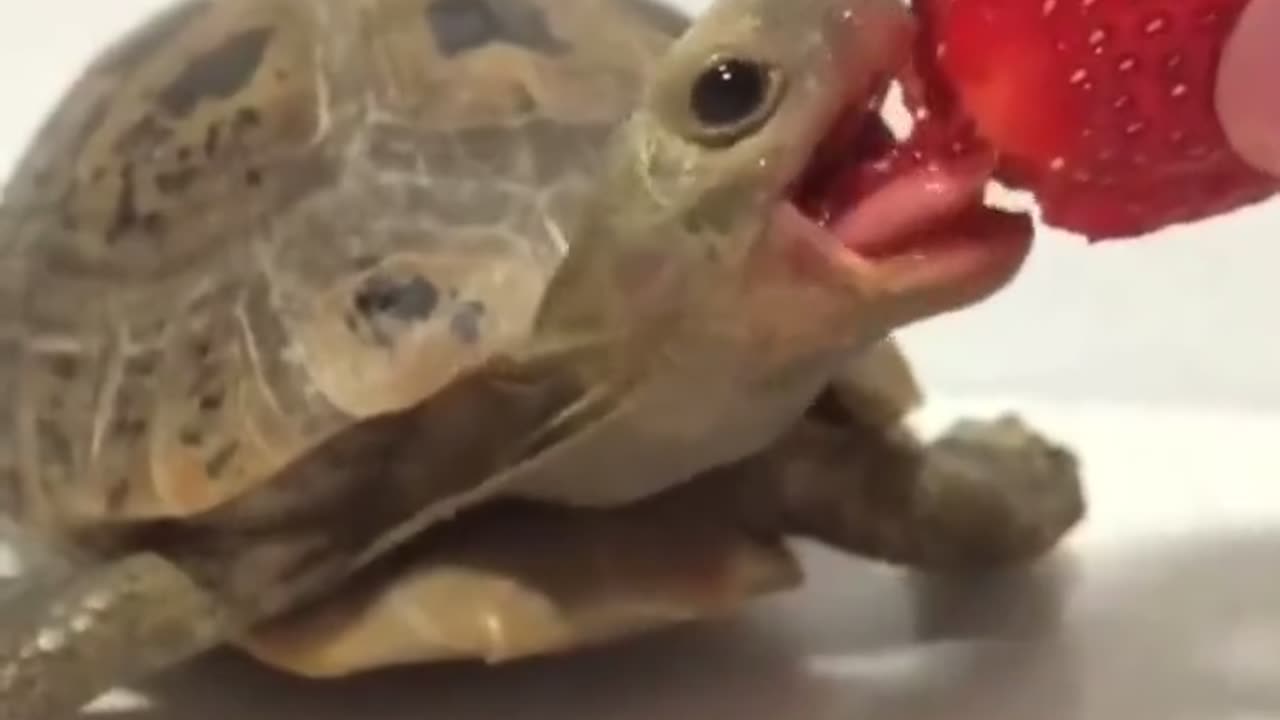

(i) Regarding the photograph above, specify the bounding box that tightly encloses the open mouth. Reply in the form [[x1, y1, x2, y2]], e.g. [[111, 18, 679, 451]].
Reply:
[[782, 66, 1032, 286]]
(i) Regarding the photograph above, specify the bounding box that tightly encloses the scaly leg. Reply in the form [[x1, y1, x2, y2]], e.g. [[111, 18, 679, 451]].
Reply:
[[0, 552, 230, 720], [730, 413, 1085, 570]]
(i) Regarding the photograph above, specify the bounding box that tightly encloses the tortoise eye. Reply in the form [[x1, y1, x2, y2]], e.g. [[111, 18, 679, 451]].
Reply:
[[686, 56, 781, 144]]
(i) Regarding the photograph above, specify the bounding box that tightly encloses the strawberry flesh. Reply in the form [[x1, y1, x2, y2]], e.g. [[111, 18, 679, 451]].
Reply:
[[792, 87, 998, 256], [900, 0, 1280, 241]]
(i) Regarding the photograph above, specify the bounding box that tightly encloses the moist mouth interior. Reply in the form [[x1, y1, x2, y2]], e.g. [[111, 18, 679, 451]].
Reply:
[[792, 103, 900, 229], [788, 80, 1013, 258]]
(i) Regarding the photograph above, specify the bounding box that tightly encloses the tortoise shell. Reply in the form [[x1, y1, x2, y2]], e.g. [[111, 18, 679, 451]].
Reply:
[[0, 0, 943, 680], [0, 0, 681, 531]]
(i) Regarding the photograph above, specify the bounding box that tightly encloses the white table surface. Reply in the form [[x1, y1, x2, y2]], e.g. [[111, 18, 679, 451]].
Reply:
[[3, 1, 1280, 718]]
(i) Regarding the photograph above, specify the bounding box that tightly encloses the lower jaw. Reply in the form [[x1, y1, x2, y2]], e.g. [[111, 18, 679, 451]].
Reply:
[[775, 196, 1031, 299], [876, 206, 1032, 291]]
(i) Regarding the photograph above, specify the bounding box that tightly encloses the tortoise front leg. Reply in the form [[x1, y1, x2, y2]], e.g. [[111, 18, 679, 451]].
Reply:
[[0, 552, 229, 720], [733, 412, 1085, 570], [0, 518, 78, 599]]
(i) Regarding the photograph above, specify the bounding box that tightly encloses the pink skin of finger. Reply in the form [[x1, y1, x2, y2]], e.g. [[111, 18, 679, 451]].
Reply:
[[1217, 0, 1280, 179]]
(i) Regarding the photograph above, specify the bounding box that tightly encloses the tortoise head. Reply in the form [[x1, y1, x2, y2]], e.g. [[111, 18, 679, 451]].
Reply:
[[536, 0, 1032, 367]]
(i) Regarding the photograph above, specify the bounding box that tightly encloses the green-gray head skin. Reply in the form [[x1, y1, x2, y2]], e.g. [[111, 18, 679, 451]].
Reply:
[[520, 0, 1033, 509], [537, 0, 1032, 368]]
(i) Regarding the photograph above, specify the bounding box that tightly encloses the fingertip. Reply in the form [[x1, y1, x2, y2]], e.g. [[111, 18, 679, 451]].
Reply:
[[1217, 0, 1280, 178]]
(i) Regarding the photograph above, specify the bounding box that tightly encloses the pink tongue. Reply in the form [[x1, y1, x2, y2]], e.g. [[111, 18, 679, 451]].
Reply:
[[833, 152, 995, 255]]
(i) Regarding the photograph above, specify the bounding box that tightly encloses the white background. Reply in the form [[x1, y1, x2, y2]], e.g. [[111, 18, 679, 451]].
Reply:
[[2, 1, 1280, 718]]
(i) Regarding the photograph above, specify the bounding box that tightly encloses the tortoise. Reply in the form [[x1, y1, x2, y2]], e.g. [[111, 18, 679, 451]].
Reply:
[[0, 0, 1086, 715]]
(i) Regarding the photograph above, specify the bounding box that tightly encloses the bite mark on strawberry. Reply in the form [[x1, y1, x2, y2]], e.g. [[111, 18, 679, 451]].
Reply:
[[900, 0, 1280, 241]]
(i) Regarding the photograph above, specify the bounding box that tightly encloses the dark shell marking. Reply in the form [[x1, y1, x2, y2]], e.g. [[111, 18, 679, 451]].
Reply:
[[156, 27, 276, 117], [0, 0, 682, 529], [426, 0, 568, 57]]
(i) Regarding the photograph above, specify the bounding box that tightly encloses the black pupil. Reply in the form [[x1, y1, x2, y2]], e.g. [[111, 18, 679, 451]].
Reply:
[[691, 59, 767, 128]]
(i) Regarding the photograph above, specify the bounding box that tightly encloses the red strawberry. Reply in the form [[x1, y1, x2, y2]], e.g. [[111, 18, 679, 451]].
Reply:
[[900, 0, 1280, 241]]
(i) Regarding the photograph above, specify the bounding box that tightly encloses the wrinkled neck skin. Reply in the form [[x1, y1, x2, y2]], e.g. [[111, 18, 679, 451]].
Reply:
[[505, 127, 886, 507]]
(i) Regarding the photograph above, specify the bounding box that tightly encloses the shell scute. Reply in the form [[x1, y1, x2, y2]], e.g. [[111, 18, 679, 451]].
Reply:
[[0, 0, 684, 534], [6, 0, 329, 280]]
